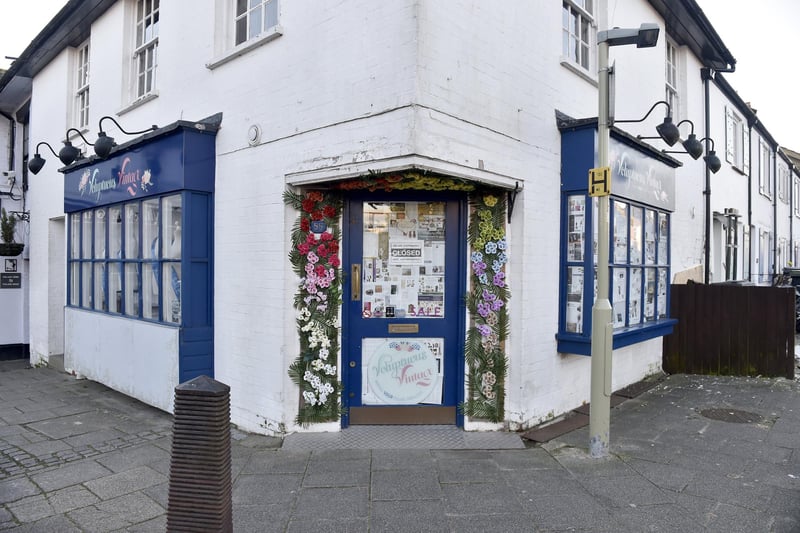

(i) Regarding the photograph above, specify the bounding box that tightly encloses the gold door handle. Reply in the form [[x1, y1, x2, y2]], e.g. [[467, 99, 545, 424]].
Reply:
[[351, 264, 361, 301]]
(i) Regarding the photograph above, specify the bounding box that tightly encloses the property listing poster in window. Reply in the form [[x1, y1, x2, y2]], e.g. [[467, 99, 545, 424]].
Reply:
[[361, 202, 446, 319]]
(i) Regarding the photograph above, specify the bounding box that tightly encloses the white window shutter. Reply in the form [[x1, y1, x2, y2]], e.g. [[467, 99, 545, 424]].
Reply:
[[725, 108, 735, 164], [742, 127, 750, 174]]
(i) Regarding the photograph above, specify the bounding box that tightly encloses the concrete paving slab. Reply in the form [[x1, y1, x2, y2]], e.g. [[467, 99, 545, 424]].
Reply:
[[370, 449, 438, 471], [293, 486, 369, 520], [370, 469, 442, 500], [232, 474, 302, 505], [6, 494, 54, 523], [232, 503, 291, 533], [30, 460, 112, 492], [0, 477, 40, 504], [2, 361, 800, 531], [370, 500, 449, 533], [441, 482, 524, 515], [83, 465, 166, 501]]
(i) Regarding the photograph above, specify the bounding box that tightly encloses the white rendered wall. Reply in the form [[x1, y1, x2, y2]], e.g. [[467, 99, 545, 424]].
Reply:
[[65, 308, 179, 412], [26, 52, 73, 364], [22, 0, 733, 434]]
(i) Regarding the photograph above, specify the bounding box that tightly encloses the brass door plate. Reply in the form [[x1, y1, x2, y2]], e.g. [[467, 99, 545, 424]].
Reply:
[[388, 323, 419, 333]]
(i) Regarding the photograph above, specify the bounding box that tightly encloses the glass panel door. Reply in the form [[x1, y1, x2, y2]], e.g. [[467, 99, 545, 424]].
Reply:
[[345, 195, 465, 426]]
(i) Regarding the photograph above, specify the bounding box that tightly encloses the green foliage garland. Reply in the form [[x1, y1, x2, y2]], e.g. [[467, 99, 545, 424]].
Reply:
[[461, 191, 510, 422], [284, 189, 344, 425]]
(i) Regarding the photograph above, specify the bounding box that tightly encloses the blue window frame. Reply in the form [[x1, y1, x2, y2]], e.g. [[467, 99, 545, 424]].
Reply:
[[62, 123, 217, 383], [557, 120, 680, 355], [68, 193, 183, 324]]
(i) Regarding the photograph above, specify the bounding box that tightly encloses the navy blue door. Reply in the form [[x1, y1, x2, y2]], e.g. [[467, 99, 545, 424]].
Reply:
[[342, 193, 466, 426]]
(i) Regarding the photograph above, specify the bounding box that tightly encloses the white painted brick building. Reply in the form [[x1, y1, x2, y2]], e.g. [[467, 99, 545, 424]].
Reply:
[[0, 0, 797, 435]]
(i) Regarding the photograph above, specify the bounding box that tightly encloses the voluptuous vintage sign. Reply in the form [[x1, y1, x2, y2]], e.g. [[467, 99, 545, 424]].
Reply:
[[362, 338, 443, 405]]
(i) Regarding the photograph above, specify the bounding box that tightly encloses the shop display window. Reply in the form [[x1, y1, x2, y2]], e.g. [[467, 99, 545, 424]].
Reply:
[[559, 193, 673, 354], [67, 194, 183, 325]]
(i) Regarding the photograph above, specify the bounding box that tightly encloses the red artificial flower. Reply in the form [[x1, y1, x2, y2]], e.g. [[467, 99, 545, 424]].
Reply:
[[307, 191, 324, 202], [323, 205, 337, 218], [311, 210, 324, 221], [298, 243, 310, 255], [327, 241, 339, 254], [306, 233, 317, 244], [330, 256, 341, 267], [315, 264, 326, 277], [321, 232, 333, 241], [300, 218, 310, 232], [301, 198, 316, 213], [317, 244, 328, 257]]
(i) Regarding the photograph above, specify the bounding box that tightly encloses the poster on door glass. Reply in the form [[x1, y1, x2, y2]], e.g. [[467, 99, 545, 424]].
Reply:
[[362, 202, 445, 319], [361, 337, 444, 405]]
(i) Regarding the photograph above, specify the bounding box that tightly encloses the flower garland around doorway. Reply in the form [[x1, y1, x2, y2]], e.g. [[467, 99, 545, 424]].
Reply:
[[284, 190, 343, 425], [462, 192, 509, 422]]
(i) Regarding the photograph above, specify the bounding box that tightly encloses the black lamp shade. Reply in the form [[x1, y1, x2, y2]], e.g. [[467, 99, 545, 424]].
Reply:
[[59, 142, 81, 166], [656, 117, 680, 146], [705, 151, 722, 174], [682, 134, 704, 160], [28, 154, 46, 175], [94, 132, 116, 159]]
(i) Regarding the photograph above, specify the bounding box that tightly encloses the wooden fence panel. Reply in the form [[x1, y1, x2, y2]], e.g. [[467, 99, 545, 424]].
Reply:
[[663, 283, 795, 379]]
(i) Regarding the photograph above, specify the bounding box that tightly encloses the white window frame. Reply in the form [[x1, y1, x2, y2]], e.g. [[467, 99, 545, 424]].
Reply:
[[758, 139, 773, 199], [758, 228, 773, 283], [133, 0, 159, 101], [777, 161, 789, 204], [235, 0, 279, 46], [562, 0, 595, 73], [206, 0, 283, 70], [794, 175, 800, 217], [74, 41, 90, 130], [725, 106, 749, 174], [665, 39, 680, 120]]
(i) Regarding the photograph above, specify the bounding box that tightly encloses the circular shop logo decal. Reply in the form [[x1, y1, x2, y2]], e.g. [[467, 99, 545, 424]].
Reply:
[[368, 340, 438, 404]]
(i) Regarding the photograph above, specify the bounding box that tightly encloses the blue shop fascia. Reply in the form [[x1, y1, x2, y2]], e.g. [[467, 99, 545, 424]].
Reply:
[[556, 115, 682, 355], [62, 115, 219, 383]]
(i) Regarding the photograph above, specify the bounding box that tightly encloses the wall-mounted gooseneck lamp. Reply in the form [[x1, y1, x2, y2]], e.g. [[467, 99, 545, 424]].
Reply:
[[662, 133, 721, 173], [676, 119, 704, 160], [59, 128, 94, 166], [94, 116, 158, 159], [27, 141, 59, 175], [618, 100, 681, 146], [699, 137, 722, 173]]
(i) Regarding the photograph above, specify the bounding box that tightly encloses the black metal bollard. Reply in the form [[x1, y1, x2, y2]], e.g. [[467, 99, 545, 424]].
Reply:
[[167, 375, 233, 532]]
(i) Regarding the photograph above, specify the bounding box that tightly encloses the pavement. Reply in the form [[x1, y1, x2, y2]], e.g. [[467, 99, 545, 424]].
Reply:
[[1, 358, 799, 532]]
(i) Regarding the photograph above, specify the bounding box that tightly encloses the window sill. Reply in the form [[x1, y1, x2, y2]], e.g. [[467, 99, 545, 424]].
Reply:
[[206, 26, 283, 70], [556, 318, 678, 356], [118, 92, 159, 116], [560, 58, 598, 87]]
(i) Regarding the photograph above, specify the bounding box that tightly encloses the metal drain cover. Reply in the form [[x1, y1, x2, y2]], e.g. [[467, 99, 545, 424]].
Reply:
[[699, 408, 764, 424]]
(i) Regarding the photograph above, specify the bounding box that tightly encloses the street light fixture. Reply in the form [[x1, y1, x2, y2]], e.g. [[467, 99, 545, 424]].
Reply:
[[591, 23, 659, 459]]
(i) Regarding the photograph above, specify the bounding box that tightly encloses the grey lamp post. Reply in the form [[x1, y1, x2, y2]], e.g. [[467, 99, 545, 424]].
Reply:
[[590, 23, 660, 458]]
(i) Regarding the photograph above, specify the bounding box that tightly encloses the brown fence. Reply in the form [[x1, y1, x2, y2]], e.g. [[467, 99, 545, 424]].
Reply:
[[663, 283, 795, 379]]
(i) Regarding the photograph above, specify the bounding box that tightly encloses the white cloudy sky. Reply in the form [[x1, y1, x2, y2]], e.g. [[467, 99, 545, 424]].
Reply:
[[1, 1, 798, 149]]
